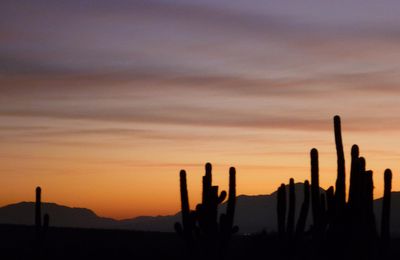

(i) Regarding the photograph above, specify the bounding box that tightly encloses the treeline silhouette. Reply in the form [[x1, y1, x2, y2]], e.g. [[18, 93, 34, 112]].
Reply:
[[1, 115, 399, 260]]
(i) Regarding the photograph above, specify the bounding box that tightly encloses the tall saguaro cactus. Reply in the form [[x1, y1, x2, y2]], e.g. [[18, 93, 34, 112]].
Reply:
[[174, 170, 195, 243], [277, 184, 286, 239], [35, 187, 50, 232], [381, 169, 392, 240], [286, 178, 295, 238], [198, 163, 226, 238], [333, 115, 346, 212], [34, 186, 50, 259], [364, 170, 377, 238], [310, 148, 320, 227], [220, 167, 238, 244], [35, 187, 42, 229]]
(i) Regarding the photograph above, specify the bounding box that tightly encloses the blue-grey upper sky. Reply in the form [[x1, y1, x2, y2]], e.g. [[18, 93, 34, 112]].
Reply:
[[2, 0, 400, 127]]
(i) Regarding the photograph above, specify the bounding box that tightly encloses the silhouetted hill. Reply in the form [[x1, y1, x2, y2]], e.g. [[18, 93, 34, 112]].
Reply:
[[374, 191, 400, 234], [119, 214, 180, 231], [221, 183, 317, 233], [0, 202, 117, 229], [2, 186, 400, 235]]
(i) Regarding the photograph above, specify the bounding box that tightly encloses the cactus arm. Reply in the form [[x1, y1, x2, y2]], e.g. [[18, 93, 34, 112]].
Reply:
[[218, 191, 227, 204]]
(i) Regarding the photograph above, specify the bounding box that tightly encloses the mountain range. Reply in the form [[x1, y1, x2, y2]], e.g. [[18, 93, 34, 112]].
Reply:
[[1, 183, 400, 235]]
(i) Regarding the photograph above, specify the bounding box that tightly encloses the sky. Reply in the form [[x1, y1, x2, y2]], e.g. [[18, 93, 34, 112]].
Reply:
[[1, 0, 400, 219]]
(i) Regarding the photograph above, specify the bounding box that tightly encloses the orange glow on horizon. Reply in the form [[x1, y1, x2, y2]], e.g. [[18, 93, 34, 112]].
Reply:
[[0, 124, 399, 219]]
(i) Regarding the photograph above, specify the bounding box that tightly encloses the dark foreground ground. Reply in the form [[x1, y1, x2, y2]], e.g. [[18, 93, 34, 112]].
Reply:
[[0, 224, 266, 260], [1, 224, 400, 260]]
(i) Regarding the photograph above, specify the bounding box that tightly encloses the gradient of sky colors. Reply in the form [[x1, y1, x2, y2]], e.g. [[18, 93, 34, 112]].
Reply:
[[1, 0, 400, 219]]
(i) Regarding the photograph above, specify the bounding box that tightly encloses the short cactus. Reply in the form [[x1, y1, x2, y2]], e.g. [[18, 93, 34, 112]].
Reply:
[[35, 187, 42, 231], [34, 186, 50, 258], [35, 187, 50, 233]]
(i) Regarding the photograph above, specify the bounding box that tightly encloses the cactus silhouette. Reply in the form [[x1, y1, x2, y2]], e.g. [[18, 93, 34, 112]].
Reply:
[[276, 179, 310, 241], [286, 178, 295, 238], [365, 170, 377, 238], [295, 180, 310, 239], [34, 186, 50, 259], [333, 115, 346, 213], [381, 169, 392, 241], [277, 184, 286, 239], [310, 148, 321, 228], [174, 170, 196, 244], [197, 163, 227, 238], [35, 187, 42, 232], [348, 144, 360, 210], [175, 163, 238, 256], [220, 167, 238, 245], [274, 115, 395, 259]]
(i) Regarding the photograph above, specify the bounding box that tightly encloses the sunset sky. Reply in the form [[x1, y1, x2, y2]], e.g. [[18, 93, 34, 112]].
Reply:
[[1, 0, 400, 219]]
